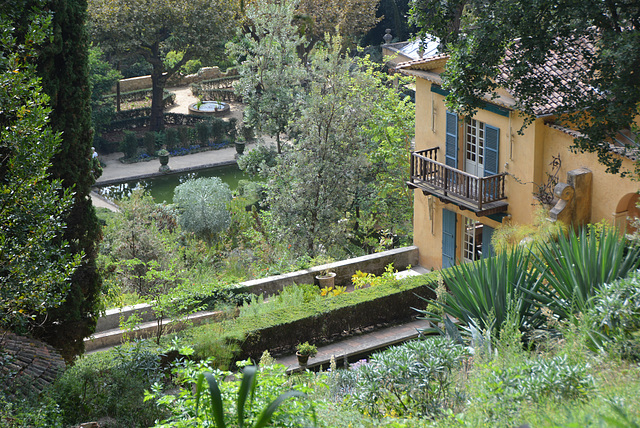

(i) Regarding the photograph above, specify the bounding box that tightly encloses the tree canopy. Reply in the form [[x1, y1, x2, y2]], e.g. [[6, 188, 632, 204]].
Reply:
[[266, 39, 414, 257], [88, 0, 238, 131], [410, 0, 640, 175], [297, 0, 382, 48], [228, 0, 307, 153]]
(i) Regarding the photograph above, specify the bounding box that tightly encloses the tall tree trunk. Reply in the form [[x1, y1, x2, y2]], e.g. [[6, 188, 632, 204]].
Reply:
[[150, 64, 167, 132]]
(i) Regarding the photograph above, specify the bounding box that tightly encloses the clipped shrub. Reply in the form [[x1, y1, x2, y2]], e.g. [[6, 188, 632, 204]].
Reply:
[[178, 126, 190, 148], [186, 273, 437, 364], [208, 117, 225, 142], [120, 130, 139, 159], [143, 131, 158, 156], [196, 120, 210, 144], [165, 127, 179, 151]]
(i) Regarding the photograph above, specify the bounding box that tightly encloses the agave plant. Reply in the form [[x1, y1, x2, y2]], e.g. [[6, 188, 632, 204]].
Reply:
[[418, 246, 544, 341], [528, 227, 640, 320], [195, 365, 315, 428]]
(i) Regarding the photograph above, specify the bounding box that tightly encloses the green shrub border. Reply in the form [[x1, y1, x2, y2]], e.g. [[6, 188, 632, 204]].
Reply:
[[189, 273, 438, 363]]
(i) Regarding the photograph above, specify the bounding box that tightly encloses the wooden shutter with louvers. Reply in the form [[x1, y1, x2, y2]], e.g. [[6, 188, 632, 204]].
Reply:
[[445, 111, 458, 168], [442, 209, 457, 268]]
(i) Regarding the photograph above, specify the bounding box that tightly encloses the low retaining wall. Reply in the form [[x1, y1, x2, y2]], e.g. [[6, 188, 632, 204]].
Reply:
[[114, 67, 237, 93], [93, 246, 419, 334], [238, 246, 419, 296]]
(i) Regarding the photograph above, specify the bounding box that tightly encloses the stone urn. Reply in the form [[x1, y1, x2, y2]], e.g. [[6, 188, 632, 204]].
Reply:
[[158, 149, 170, 172], [235, 141, 246, 155]]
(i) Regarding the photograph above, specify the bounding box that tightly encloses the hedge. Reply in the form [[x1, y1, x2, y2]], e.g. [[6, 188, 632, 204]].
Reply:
[[187, 272, 438, 364]]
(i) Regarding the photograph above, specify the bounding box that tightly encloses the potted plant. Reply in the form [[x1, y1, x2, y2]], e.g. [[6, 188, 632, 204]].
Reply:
[[157, 148, 170, 172], [296, 342, 317, 366], [315, 268, 336, 288]]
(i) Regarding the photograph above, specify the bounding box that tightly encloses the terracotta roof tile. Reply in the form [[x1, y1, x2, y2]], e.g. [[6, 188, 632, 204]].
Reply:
[[0, 331, 66, 399], [397, 37, 598, 116]]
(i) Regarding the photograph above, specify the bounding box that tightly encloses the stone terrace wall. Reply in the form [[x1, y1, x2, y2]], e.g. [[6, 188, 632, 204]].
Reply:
[[114, 67, 238, 93]]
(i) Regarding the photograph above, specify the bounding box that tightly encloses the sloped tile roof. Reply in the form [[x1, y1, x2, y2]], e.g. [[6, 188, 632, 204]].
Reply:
[[499, 38, 597, 115], [546, 123, 640, 161], [396, 38, 597, 116], [396, 53, 450, 70]]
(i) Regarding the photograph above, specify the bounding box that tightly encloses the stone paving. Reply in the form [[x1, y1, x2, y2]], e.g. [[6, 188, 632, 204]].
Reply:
[[277, 317, 431, 374]]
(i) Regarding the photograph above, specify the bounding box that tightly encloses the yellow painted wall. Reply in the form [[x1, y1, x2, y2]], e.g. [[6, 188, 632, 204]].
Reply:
[[541, 124, 639, 225], [411, 75, 639, 269], [413, 78, 542, 268]]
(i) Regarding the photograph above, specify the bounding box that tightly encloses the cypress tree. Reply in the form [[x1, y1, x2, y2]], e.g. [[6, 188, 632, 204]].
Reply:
[[30, 0, 102, 362]]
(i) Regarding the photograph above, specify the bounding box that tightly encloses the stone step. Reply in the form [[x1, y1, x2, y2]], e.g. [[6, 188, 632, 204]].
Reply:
[[277, 318, 431, 374]]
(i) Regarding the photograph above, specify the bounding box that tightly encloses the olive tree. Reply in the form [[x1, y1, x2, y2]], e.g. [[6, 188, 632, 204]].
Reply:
[[267, 42, 380, 256], [174, 177, 232, 243]]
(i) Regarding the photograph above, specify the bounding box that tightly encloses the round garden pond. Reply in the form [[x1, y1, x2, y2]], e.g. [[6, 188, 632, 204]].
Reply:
[[188, 101, 230, 116]]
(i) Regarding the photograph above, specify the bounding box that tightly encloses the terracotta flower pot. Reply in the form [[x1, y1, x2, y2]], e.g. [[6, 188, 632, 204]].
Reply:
[[296, 352, 309, 366], [316, 272, 336, 288]]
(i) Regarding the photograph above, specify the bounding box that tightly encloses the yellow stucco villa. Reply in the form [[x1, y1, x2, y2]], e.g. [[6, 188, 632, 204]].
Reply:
[[397, 53, 639, 270]]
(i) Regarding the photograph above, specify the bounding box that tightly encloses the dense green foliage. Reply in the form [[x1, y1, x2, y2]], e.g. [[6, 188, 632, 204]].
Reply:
[[51, 341, 166, 427], [530, 228, 640, 320], [422, 228, 640, 343], [237, 145, 278, 179], [0, 0, 100, 361], [229, 0, 306, 154], [88, 45, 122, 133], [264, 44, 414, 257], [10, 239, 640, 426], [341, 337, 468, 418], [409, 0, 640, 175], [420, 246, 544, 341], [0, 3, 81, 335], [28, 0, 104, 362]]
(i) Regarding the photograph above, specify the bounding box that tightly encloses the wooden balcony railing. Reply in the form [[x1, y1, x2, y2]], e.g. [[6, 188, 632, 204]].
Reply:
[[408, 147, 508, 214]]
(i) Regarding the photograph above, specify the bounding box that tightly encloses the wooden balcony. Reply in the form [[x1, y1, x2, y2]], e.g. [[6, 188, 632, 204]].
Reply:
[[408, 147, 509, 216]]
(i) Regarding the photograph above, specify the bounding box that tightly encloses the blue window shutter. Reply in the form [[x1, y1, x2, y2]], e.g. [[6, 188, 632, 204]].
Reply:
[[482, 225, 495, 258], [484, 125, 500, 176], [445, 111, 458, 168], [442, 209, 457, 268]]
